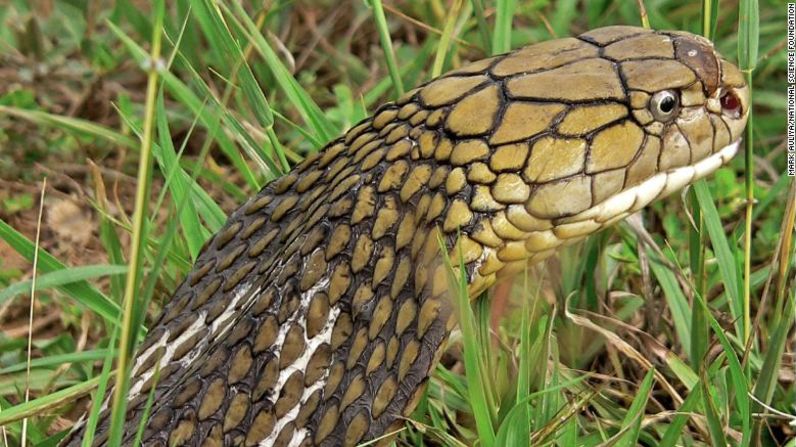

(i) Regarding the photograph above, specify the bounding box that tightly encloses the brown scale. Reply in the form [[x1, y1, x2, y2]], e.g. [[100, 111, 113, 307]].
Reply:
[[61, 25, 749, 447]]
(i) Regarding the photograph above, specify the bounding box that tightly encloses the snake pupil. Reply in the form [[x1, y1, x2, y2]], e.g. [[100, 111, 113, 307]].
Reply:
[[650, 90, 679, 122], [659, 96, 676, 113]]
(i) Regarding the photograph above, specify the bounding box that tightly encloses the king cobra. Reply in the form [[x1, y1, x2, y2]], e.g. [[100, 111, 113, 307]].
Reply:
[[63, 25, 749, 446]]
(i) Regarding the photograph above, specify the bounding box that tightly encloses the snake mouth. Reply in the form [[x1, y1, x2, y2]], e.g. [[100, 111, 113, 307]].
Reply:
[[560, 139, 740, 226]]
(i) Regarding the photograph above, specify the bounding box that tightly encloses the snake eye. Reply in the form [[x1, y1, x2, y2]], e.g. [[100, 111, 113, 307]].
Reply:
[[650, 90, 679, 122]]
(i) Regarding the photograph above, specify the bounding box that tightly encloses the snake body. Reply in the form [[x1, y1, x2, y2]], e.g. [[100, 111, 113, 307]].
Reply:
[[64, 25, 749, 446]]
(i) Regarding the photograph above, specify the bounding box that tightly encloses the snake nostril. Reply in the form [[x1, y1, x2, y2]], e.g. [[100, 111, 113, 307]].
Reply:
[[720, 90, 742, 118]]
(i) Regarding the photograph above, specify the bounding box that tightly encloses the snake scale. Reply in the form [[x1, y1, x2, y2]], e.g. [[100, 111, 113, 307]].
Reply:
[[62, 25, 749, 447]]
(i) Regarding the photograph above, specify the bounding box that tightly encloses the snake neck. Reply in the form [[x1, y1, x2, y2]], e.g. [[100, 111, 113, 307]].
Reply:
[[71, 102, 505, 445]]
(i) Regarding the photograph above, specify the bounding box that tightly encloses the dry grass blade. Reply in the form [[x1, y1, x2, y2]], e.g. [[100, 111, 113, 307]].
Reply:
[[563, 301, 684, 407], [382, 3, 476, 49], [0, 403, 7, 447], [530, 389, 598, 444], [21, 179, 46, 447]]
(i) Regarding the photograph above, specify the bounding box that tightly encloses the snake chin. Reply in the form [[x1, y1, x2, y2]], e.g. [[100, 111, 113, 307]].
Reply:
[[562, 139, 740, 227]]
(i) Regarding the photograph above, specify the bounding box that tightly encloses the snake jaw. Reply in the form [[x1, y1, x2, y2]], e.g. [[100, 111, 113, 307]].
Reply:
[[562, 138, 740, 227]]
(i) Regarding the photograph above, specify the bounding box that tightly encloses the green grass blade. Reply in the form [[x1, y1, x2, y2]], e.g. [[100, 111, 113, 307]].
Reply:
[[431, 0, 463, 78], [0, 377, 101, 426], [494, 403, 530, 446], [109, 20, 260, 190], [469, 0, 491, 51], [658, 385, 702, 447], [696, 291, 752, 445], [665, 353, 699, 391], [0, 219, 121, 324], [94, 179, 127, 300], [80, 328, 118, 447], [517, 279, 533, 400], [737, 0, 759, 349], [439, 233, 496, 447], [0, 350, 108, 375], [688, 190, 709, 368], [491, 0, 516, 55], [223, 1, 337, 144], [504, 271, 556, 445], [362, 38, 436, 108], [513, 274, 537, 444], [133, 198, 185, 341], [190, 0, 285, 174], [701, 0, 719, 40], [648, 251, 692, 356], [700, 368, 728, 446], [0, 264, 127, 304], [107, 1, 165, 443], [155, 92, 207, 260], [111, 0, 152, 39], [131, 362, 160, 447], [751, 285, 795, 440], [615, 368, 655, 447], [737, 0, 759, 72], [368, 0, 404, 96], [0, 105, 138, 149], [693, 181, 743, 338], [0, 100, 226, 233], [116, 106, 227, 233], [550, 0, 578, 37]]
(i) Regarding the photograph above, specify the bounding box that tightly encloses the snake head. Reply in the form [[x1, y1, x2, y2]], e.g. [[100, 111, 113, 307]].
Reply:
[[388, 26, 753, 288], [405, 26, 751, 285], [494, 26, 751, 227]]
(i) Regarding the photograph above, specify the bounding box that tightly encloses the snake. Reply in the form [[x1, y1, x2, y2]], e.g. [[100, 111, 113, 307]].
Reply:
[[61, 25, 749, 447]]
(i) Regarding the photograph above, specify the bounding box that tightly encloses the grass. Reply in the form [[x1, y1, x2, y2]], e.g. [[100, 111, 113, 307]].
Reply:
[[0, 0, 792, 446]]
